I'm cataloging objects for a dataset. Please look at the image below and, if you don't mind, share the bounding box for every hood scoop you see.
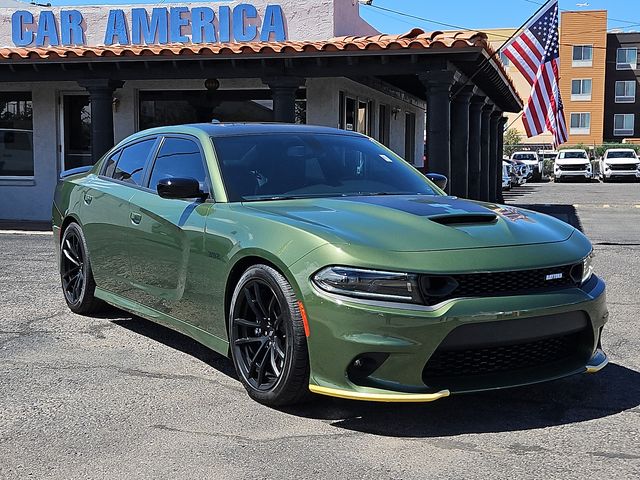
[429,212,498,226]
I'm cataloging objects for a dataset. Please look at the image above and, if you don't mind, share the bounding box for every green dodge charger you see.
[53,124,609,406]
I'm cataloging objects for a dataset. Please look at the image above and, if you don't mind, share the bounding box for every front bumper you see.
[602,169,640,179]
[302,274,608,402]
[556,170,591,178]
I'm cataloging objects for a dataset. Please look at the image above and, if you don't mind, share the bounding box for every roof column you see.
[489,110,503,203]
[419,70,457,192]
[78,79,125,164]
[450,86,475,198]
[467,95,486,200]
[497,115,508,203]
[480,102,495,202]
[263,77,305,123]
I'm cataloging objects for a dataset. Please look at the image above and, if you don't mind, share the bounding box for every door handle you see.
[130,212,142,225]
[83,193,93,205]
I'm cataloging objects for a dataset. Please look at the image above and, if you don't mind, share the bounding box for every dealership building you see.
[0,0,521,222]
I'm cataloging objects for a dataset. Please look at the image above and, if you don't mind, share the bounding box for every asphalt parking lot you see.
[1,181,639,479]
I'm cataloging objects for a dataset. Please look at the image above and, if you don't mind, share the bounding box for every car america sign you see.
[11,3,287,48]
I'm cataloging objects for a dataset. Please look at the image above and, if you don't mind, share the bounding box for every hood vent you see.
[429,213,498,226]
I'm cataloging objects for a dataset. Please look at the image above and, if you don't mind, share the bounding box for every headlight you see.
[636,163,640,171]
[604,163,610,170]
[313,266,422,303]
[582,251,594,284]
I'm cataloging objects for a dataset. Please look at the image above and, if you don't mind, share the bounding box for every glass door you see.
[61,93,92,170]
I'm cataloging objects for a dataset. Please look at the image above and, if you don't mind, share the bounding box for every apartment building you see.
[558,10,608,146]
[604,32,640,142]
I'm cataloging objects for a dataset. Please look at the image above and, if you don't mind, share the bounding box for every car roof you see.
[605,148,636,153]
[133,123,363,138]
[512,151,537,154]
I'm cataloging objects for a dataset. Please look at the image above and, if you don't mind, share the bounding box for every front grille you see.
[423,333,579,379]
[559,164,589,171]
[609,164,637,171]
[419,264,581,306]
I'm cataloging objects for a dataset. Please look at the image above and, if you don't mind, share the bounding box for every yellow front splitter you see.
[309,384,450,403]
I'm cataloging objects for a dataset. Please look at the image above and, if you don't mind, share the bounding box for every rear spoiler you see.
[59,166,92,180]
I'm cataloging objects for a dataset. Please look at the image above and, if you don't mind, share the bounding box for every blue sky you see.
[359,0,640,34]
[42,0,640,34]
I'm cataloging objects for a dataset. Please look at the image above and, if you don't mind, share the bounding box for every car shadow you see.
[282,363,640,438]
[104,310,640,438]
[105,311,238,380]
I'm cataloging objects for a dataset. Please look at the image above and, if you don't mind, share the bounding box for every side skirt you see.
[95,287,230,357]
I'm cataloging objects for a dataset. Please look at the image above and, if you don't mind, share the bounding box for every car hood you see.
[244,195,575,252]
[556,158,589,165]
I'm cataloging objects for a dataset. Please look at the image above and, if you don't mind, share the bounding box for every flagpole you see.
[450,0,554,101]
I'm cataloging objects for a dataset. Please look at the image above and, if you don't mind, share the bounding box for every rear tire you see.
[229,264,310,407]
[60,222,103,315]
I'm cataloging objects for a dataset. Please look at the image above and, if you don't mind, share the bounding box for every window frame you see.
[144,134,213,198]
[613,113,635,137]
[615,80,636,103]
[569,112,591,135]
[572,45,593,67]
[98,135,161,191]
[570,78,592,101]
[0,91,34,180]
[617,47,638,70]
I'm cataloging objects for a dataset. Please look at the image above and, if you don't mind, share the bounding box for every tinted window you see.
[606,151,636,159]
[0,92,33,177]
[212,133,439,202]
[103,151,121,178]
[559,151,587,159]
[512,153,536,160]
[113,139,156,185]
[149,138,207,192]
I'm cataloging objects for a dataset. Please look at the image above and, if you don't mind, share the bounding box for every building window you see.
[614,113,635,136]
[0,92,33,177]
[615,80,636,103]
[378,104,391,147]
[571,79,592,101]
[572,45,593,67]
[569,112,591,135]
[617,48,638,70]
[339,92,372,135]
[404,111,416,164]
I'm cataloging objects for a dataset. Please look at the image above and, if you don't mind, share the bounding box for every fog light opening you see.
[347,353,390,385]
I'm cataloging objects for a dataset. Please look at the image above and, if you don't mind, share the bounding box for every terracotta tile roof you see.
[0,29,520,108]
[0,29,490,61]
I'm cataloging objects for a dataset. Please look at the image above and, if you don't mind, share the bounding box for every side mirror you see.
[425,173,448,191]
[157,177,206,200]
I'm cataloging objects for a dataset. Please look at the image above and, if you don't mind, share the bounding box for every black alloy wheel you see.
[60,223,102,315]
[229,265,310,406]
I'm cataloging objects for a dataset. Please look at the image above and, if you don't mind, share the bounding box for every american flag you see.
[502,0,568,145]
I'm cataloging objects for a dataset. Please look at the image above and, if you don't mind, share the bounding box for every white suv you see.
[511,151,542,181]
[554,149,591,182]
[600,149,640,182]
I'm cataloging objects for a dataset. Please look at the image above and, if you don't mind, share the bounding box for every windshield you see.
[606,150,636,159]
[212,133,439,201]
[559,151,587,159]
[512,153,536,160]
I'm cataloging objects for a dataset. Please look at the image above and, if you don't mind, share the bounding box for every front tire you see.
[229,264,310,407]
[60,222,103,315]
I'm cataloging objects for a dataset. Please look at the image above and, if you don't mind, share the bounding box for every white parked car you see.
[599,149,640,182]
[554,149,592,182]
[511,151,542,181]
[502,162,512,190]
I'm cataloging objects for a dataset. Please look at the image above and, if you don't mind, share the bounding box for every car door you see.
[80,138,158,297]
[127,135,214,331]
